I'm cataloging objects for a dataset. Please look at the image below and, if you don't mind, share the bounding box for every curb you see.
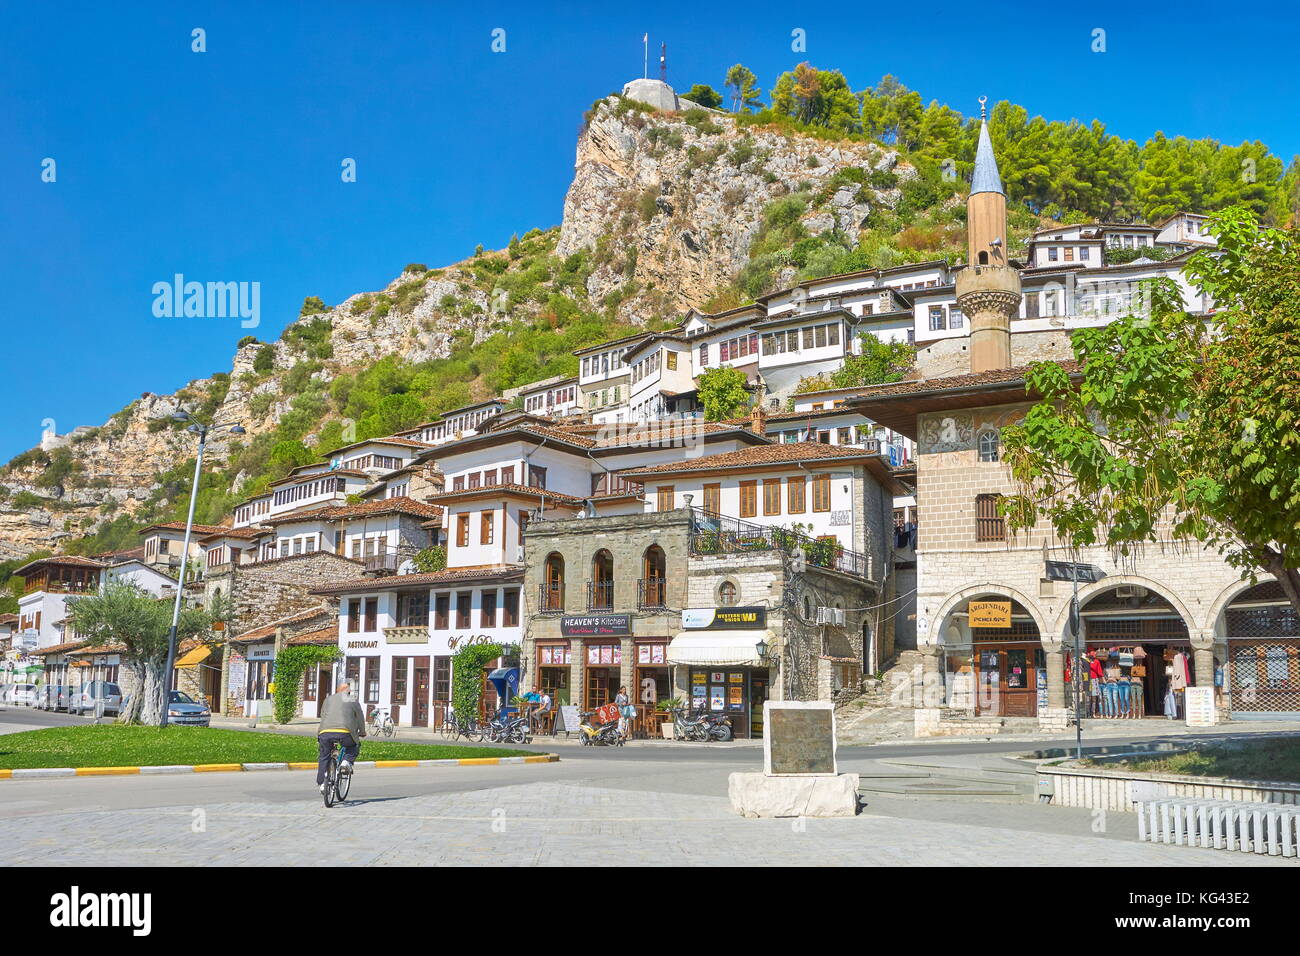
[0,753,559,779]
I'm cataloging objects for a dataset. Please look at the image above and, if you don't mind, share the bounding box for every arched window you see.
[640,545,666,609]
[978,429,1000,462]
[718,581,737,606]
[590,550,614,610]
[978,250,989,265]
[542,553,565,611]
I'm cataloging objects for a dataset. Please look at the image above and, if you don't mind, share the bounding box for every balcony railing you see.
[637,577,667,610]
[688,508,870,580]
[365,552,399,574]
[587,580,614,611]
[537,582,564,613]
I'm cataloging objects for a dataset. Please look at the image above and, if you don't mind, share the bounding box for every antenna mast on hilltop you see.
[660,42,666,82]
[642,33,648,79]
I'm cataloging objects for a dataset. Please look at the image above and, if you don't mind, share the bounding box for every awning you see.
[667,630,774,666]
[175,645,212,668]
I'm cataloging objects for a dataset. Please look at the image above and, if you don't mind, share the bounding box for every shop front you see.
[939,599,1044,718]
[669,606,775,739]
[1078,589,1195,720]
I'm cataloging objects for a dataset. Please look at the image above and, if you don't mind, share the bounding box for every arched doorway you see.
[1080,585,1191,719]
[937,596,1044,717]
[1221,580,1300,715]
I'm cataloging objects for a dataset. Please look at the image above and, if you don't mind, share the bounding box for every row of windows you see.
[273,476,346,508]
[346,589,521,631]
[581,349,628,378]
[235,499,271,524]
[1044,245,1094,263]
[761,321,843,357]
[524,386,576,411]
[345,454,403,471]
[654,474,833,517]
[927,305,966,332]
[630,350,661,385]
[541,548,666,611]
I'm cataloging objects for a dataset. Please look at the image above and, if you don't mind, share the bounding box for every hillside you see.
[0,85,912,561]
[3,68,1297,571]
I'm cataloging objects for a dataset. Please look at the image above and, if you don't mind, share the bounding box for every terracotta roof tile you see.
[426,484,587,507]
[309,564,524,595]
[286,624,339,646]
[260,496,442,526]
[138,522,231,536]
[232,606,334,643]
[849,360,1081,401]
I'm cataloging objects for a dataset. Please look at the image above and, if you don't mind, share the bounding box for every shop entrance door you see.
[974,645,1040,717]
[413,667,430,727]
[585,667,617,711]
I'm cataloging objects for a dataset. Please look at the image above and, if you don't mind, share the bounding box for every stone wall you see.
[915,328,1074,380]
[204,551,360,636]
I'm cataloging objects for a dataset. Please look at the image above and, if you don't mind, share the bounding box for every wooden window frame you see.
[481,509,495,545]
[739,480,757,518]
[703,482,721,515]
[976,494,1006,542]
[812,473,831,513]
[657,485,675,512]
[456,514,470,548]
[787,476,806,514]
[763,478,781,516]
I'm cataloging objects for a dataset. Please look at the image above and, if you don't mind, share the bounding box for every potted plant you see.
[658,696,684,739]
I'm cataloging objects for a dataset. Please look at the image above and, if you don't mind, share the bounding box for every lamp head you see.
[228,424,246,435]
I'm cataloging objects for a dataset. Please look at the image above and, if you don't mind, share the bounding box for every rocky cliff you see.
[0,81,908,558]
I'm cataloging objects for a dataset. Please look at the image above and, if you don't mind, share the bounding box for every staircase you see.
[856,755,1039,801]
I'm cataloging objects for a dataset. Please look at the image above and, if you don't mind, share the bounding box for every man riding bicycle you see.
[317,680,367,793]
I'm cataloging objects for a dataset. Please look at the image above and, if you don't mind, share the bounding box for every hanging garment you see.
[1171,652,1190,692]
[1163,686,1178,719]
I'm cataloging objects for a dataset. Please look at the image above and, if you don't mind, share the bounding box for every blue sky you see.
[1,0,1296,460]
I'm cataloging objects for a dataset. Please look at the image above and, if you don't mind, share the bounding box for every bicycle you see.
[321,739,354,808]
[444,710,484,742]
[369,706,396,738]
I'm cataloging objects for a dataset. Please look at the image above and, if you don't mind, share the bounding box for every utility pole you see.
[642,33,648,79]
[1070,565,1083,759]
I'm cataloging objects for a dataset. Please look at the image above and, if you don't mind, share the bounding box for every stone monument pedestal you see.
[728,771,860,818]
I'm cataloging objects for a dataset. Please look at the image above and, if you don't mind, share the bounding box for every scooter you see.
[578,710,624,746]
[703,712,734,742]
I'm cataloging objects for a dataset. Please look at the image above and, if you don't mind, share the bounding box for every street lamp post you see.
[159,413,244,728]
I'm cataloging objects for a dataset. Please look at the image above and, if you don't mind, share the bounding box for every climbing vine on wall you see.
[451,643,504,719]
[271,645,341,724]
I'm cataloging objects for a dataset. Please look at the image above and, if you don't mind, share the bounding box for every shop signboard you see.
[561,615,631,637]
[681,607,767,630]
[763,700,837,776]
[554,704,580,736]
[1185,686,1216,727]
[968,601,1011,628]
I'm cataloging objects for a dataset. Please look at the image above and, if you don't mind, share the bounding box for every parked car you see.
[35,685,61,710]
[68,681,123,716]
[12,683,36,706]
[56,685,74,712]
[166,690,211,726]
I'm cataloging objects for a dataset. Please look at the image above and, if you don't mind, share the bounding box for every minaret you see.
[957,97,1022,373]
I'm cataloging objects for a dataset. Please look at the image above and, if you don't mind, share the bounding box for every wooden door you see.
[413,668,430,727]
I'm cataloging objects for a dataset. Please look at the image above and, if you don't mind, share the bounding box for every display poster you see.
[710,686,725,711]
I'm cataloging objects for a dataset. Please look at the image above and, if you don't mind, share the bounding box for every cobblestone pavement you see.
[0,757,1290,866]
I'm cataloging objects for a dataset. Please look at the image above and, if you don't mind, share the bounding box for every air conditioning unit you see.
[816,607,845,626]
[1114,586,1147,600]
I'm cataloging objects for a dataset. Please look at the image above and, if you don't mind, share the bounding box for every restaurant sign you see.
[560,614,631,637]
[682,607,767,630]
[968,601,1012,628]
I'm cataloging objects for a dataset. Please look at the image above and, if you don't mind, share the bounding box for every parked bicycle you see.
[441,709,484,742]
[321,738,353,808]
[369,706,396,738]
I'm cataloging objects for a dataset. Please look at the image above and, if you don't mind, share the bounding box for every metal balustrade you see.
[687,508,869,580]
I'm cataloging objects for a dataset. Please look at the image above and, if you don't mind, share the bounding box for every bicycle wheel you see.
[383,720,396,738]
[322,756,337,808]
[336,762,352,802]
[439,715,455,740]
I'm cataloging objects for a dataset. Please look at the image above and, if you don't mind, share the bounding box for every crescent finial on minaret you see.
[978,95,988,120]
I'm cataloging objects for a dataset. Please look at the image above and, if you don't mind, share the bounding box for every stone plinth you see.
[728,771,860,818]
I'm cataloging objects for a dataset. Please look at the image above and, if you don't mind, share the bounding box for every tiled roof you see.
[14,554,106,576]
[259,496,442,526]
[850,360,1082,401]
[426,484,587,507]
[268,468,371,488]
[286,624,339,646]
[232,606,334,643]
[309,564,525,596]
[31,640,89,656]
[90,546,147,561]
[138,522,230,536]
[617,442,880,478]
[198,526,264,541]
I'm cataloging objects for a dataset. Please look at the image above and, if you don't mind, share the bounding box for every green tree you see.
[66,582,226,725]
[685,84,723,110]
[1002,208,1300,615]
[253,345,276,374]
[300,296,328,316]
[827,335,915,388]
[724,64,762,112]
[772,64,860,135]
[697,366,751,421]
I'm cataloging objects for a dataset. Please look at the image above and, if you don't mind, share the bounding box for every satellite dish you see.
[397,560,417,575]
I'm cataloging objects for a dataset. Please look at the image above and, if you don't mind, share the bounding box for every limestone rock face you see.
[557,96,908,311]
[728,771,861,818]
[1,84,908,556]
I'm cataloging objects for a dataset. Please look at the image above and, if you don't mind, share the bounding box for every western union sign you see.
[969,601,1012,628]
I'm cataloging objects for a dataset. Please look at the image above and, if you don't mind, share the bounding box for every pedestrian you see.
[615,685,634,740]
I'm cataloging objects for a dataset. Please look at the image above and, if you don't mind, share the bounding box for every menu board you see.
[1185,686,1216,727]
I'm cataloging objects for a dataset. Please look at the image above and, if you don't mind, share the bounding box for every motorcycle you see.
[702,711,734,742]
[486,710,532,744]
[670,708,713,742]
[578,710,624,746]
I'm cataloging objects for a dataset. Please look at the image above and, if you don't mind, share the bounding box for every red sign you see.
[595,703,619,725]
